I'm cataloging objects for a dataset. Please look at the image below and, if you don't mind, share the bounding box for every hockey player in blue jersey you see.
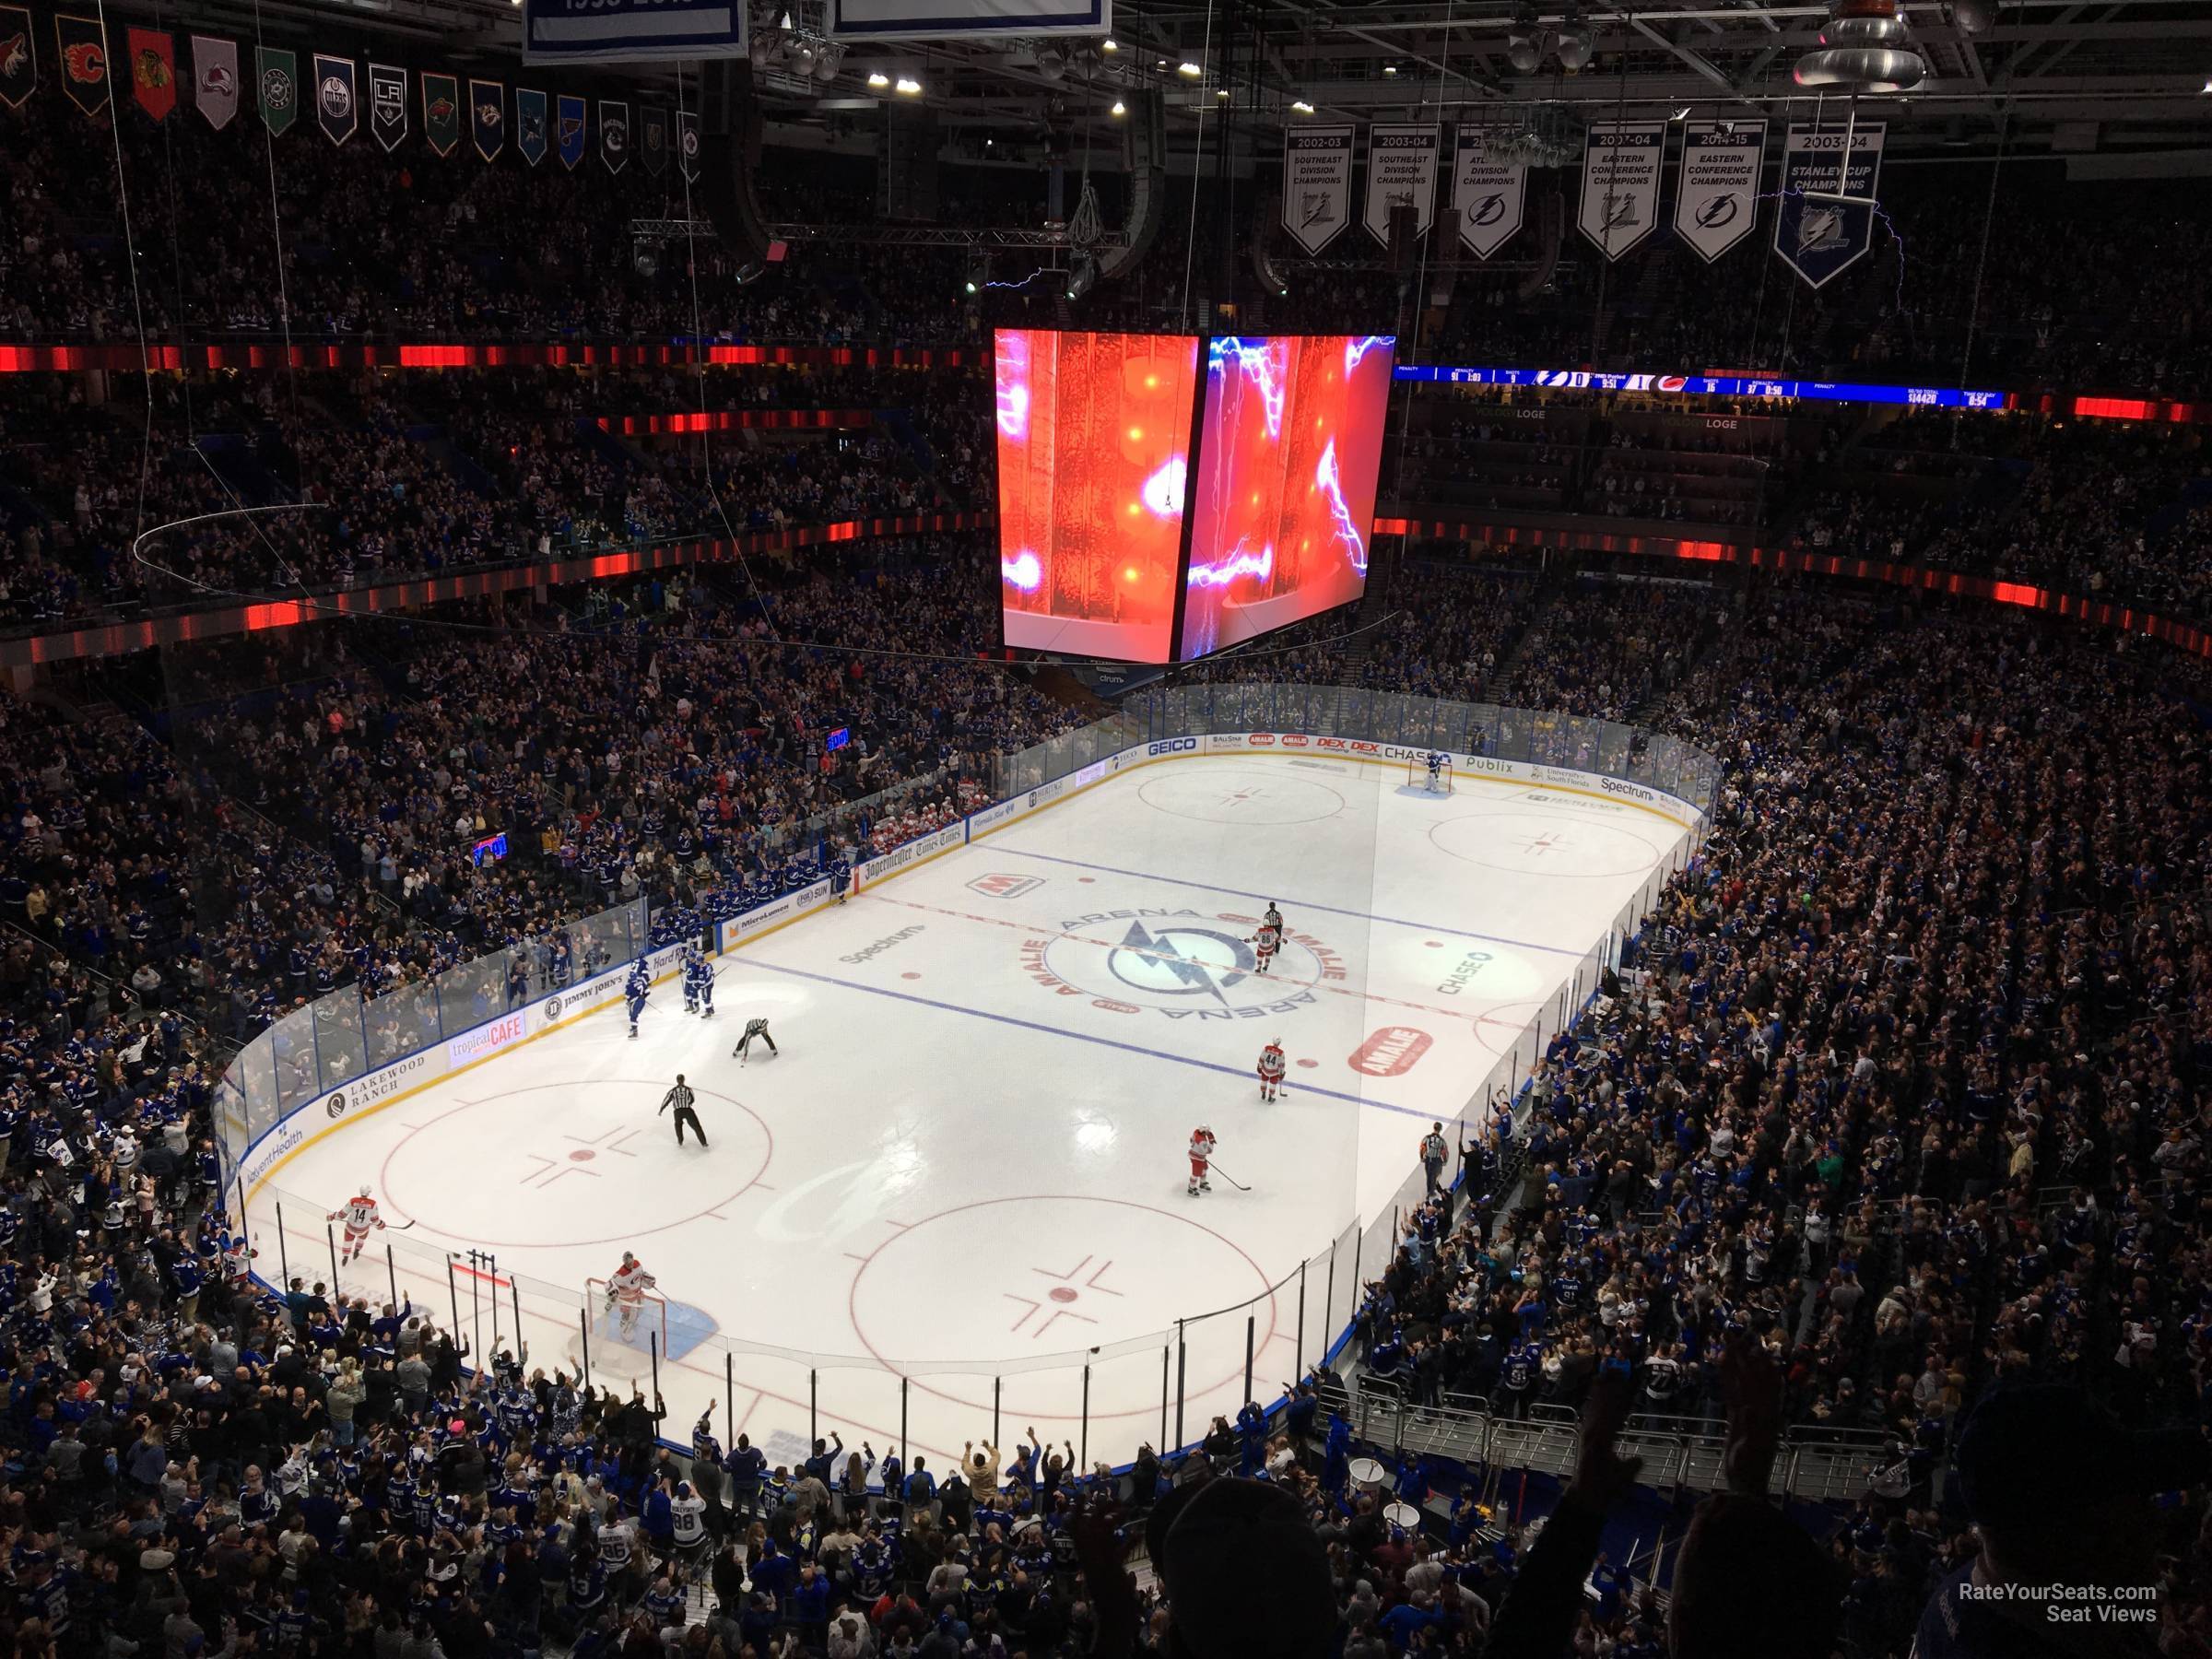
[625,963,650,1039]
[1427,751,1448,787]
[683,950,716,1017]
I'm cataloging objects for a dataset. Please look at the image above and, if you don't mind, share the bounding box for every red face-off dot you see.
[570,1150,595,1161]
[1048,1287,1079,1303]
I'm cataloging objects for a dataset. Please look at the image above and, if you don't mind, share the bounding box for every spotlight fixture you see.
[1290,99,1314,112]
[1111,99,1126,114]
[866,70,889,88]
[1216,88,1228,99]
[1554,23,1594,70]
[1177,61,1203,76]
[895,76,922,94]
[1101,36,1117,50]
[1382,64,1397,76]
[1505,30,1541,72]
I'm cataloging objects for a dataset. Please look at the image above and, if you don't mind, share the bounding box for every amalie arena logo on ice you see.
[1020,907,1347,1018]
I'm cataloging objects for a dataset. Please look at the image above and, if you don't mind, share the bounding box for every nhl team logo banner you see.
[469,78,503,160]
[1578,122,1665,259]
[55,14,106,115]
[1280,126,1354,255]
[516,88,547,166]
[1674,119,1765,263]
[676,108,700,181]
[256,46,297,135]
[641,105,668,175]
[0,6,35,112]
[422,72,459,156]
[191,36,238,129]
[1452,126,1526,259]
[1774,121,1885,288]
[556,93,586,169]
[313,54,357,147]
[126,28,175,121]
[1362,123,1441,246]
[599,99,629,173]
[369,63,406,151]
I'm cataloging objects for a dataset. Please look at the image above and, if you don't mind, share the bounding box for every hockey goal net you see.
[585,1276,668,1371]
[1406,752,1454,794]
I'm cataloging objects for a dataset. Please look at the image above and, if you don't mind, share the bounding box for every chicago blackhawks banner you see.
[256,46,297,135]
[556,93,586,169]
[676,108,700,182]
[1674,119,1765,263]
[469,78,503,160]
[599,99,629,173]
[126,28,174,120]
[1774,121,1885,288]
[422,72,458,156]
[641,105,667,175]
[516,88,547,166]
[0,6,35,112]
[1362,124,1440,246]
[55,14,105,115]
[1451,126,1525,259]
[1280,125,1354,254]
[369,63,406,151]
[313,54,357,147]
[191,36,238,129]
[1578,121,1664,259]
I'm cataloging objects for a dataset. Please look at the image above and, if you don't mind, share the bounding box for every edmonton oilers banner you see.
[1774,121,1885,288]
[1451,125,1525,259]
[1673,119,1765,263]
[523,0,746,64]
[312,54,356,147]
[1577,121,1664,260]
[1280,125,1354,254]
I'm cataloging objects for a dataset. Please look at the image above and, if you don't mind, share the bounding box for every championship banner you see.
[516,88,547,166]
[599,99,629,173]
[1280,125,1354,254]
[524,0,746,63]
[1361,123,1440,247]
[422,73,458,156]
[126,27,174,120]
[191,36,238,129]
[0,6,35,112]
[830,0,1105,40]
[369,64,406,151]
[55,14,106,115]
[676,108,700,181]
[1578,121,1664,259]
[1674,119,1765,263]
[1451,126,1525,259]
[556,93,586,169]
[1774,121,1885,288]
[641,105,668,175]
[256,46,296,135]
[469,78,503,160]
[313,55,357,147]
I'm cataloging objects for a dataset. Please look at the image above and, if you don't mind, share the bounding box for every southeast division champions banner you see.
[1775,122,1886,288]
[1578,122,1664,259]
[1452,127,1525,259]
[1362,123,1440,246]
[1281,126,1354,255]
[1674,120,1765,263]
[524,0,747,63]
[830,0,1107,39]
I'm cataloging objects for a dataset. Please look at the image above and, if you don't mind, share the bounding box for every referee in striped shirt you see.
[659,1075,707,1147]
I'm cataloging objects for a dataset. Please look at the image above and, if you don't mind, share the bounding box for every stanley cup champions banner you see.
[1362,123,1441,246]
[1578,121,1664,259]
[1774,122,1886,288]
[1280,125,1355,254]
[1452,126,1526,259]
[1674,120,1766,263]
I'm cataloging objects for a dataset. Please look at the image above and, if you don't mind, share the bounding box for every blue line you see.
[745,959,1439,1122]
[987,846,1589,959]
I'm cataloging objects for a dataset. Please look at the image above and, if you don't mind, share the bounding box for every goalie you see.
[605,1251,657,1341]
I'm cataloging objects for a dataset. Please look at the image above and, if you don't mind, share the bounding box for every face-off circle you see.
[1023,902,1343,1019]
[1428,810,1664,878]
[1135,768,1347,825]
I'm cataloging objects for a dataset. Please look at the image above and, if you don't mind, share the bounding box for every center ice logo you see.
[1019,906,1346,1018]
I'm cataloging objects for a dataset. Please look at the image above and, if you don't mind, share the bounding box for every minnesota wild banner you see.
[422,71,458,156]
[641,106,667,175]
[469,77,503,160]
[556,92,586,169]
[369,63,406,151]
[256,45,296,135]
[55,14,106,115]
[515,87,547,166]
[126,28,174,119]
[598,98,629,173]
[313,54,357,146]
[677,108,700,182]
[191,35,238,129]
[0,6,35,112]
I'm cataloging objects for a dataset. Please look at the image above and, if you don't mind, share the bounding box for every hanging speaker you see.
[1251,192,1288,297]
[1387,200,1418,272]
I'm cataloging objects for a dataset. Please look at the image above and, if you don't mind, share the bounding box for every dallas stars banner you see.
[1674,119,1765,263]
[256,45,297,135]
[1774,121,1885,289]
[1578,121,1664,260]
[369,63,406,151]
[1451,126,1525,260]
[313,54,357,147]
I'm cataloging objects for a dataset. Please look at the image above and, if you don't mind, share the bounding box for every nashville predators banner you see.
[191,36,238,130]
[469,78,503,160]
[313,54,357,147]
[641,106,668,175]
[516,87,547,166]
[0,6,34,112]
[677,108,700,182]
[556,92,586,169]
[256,46,297,135]
[55,14,106,115]
[422,72,459,156]
[126,27,175,120]
[599,98,629,173]
[369,63,406,151]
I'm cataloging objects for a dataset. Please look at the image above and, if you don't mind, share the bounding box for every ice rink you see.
[250,752,1692,1472]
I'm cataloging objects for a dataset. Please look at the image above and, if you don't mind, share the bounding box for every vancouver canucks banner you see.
[516,88,547,166]
[676,108,700,181]
[1578,121,1664,259]
[0,6,34,112]
[369,63,406,151]
[524,0,746,64]
[556,93,586,169]
[469,78,503,160]
[599,99,629,173]
[55,14,105,115]
[127,27,175,120]
[313,55,357,147]
[641,105,668,175]
[422,72,458,156]
[1361,123,1440,247]
[256,46,297,135]
[1280,125,1354,254]
[191,36,238,129]
[1674,119,1765,263]
[1451,125,1525,259]
[1774,121,1885,288]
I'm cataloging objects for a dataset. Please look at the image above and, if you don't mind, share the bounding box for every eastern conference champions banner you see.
[1775,122,1887,288]
[1363,124,1440,246]
[1281,126,1355,254]
[1452,127,1525,260]
[1578,121,1664,259]
[1673,120,1765,263]
[524,0,746,63]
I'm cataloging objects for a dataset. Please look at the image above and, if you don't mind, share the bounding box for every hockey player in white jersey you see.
[1256,1040,1287,1103]
[327,1186,386,1265]
[1187,1126,1217,1196]
[606,1251,657,1341]
[1245,919,1282,975]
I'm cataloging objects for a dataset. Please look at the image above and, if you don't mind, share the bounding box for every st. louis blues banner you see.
[469,78,503,160]
[676,108,700,182]
[0,6,35,111]
[599,99,629,173]
[1281,125,1354,254]
[556,93,586,169]
[312,54,357,147]
[191,36,238,129]
[1774,121,1885,288]
[369,63,406,151]
[524,0,746,64]
[422,72,458,156]
[516,88,547,166]
[1674,119,1765,263]
[1361,124,1440,247]
[1578,121,1664,259]
[1452,125,1525,259]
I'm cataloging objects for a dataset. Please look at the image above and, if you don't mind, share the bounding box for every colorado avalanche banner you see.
[599,99,629,173]
[676,108,700,182]
[313,55,357,147]
[1451,126,1525,259]
[1674,120,1765,263]
[1577,122,1664,259]
[0,6,34,112]
[1361,124,1440,247]
[524,0,746,64]
[1774,122,1886,288]
[516,88,547,166]
[126,28,175,121]
[55,14,105,115]
[369,63,406,151]
[469,78,503,161]
[191,36,237,129]
[556,93,586,169]
[256,46,297,136]
[422,73,458,157]
[1280,126,1354,254]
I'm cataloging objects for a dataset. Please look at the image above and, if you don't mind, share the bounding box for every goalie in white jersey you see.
[605,1251,658,1341]
[327,1187,386,1265]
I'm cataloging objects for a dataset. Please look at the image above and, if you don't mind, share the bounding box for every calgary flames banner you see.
[54,12,103,114]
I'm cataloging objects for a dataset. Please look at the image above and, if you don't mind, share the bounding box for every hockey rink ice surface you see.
[255,754,1691,1469]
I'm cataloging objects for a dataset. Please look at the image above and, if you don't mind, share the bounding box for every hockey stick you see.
[1206,1161,1252,1193]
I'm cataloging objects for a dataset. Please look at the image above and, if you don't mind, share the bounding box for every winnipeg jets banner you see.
[1281,125,1355,254]
[524,0,746,64]
[1674,120,1765,263]
[1452,126,1525,259]
[677,109,700,181]
[369,64,406,151]
[830,0,1108,41]
[1362,124,1441,247]
[1578,122,1664,259]
[1774,121,1885,288]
